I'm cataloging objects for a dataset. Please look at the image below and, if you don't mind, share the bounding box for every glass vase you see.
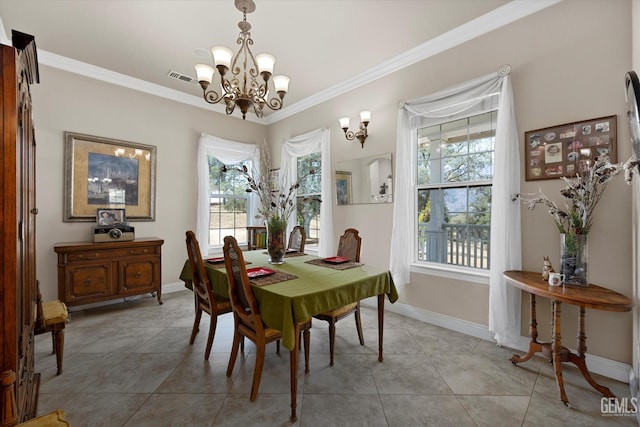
[266,217,287,264]
[560,233,588,286]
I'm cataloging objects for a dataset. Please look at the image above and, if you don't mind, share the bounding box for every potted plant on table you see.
[518,155,635,285]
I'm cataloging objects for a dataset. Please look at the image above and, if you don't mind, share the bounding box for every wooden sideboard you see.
[54,238,164,307]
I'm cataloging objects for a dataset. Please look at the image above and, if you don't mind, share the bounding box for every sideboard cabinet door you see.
[64,263,113,303]
[120,256,159,296]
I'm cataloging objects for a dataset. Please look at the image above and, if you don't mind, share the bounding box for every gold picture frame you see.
[63,132,157,222]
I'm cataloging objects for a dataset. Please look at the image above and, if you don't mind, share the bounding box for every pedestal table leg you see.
[552,300,570,406]
[567,306,615,398]
[511,293,544,364]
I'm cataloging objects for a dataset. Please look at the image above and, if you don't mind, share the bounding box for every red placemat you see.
[250,270,298,286]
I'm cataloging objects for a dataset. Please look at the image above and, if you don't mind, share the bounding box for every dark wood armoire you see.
[0,31,40,425]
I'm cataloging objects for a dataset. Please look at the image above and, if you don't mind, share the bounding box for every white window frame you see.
[294,151,322,252]
[281,128,334,257]
[206,156,252,249]
[413,111,496,281]
[196,134,259,255]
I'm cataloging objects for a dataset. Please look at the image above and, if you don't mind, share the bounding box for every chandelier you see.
[194,0,290,120]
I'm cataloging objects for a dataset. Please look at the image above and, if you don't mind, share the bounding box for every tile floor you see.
[35,289,637,426]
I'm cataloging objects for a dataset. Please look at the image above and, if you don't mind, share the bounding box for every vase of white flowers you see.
[519,155,633,286]
[223,143,321,263]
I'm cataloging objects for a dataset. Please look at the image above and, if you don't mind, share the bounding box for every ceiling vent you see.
[167,70,197,85]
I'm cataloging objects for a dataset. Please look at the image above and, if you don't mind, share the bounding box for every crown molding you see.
[14,0,560,126]
[264,0,561,124]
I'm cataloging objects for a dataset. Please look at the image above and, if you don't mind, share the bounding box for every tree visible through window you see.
[208,156,250,246]
[416,111,496,269]
[296,152,322,250]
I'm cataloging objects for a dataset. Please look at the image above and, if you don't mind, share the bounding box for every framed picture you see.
[96,208,125,226]
[335,171,352,205]
[524,115,617,181]
[64,132,157,221]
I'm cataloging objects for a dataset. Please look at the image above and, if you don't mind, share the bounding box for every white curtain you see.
[196,133,259,253]
[390,65,522,347]
[281,128,334,257]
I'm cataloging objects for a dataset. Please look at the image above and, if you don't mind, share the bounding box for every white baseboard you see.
[362,298,632,384]
[163,281,188,294]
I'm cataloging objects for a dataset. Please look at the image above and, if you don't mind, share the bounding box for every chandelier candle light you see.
[194,0,290,120]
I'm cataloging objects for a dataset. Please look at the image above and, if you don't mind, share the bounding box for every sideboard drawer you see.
[65,246,158,262]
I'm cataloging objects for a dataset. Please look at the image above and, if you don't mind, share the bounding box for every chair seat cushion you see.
[316,302,357,318]
[215,298,232,311]
[42,300,68,326]
[264,327,282,340]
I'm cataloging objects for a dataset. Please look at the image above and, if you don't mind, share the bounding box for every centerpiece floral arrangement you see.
[222,142,321,263]
[518,155,637,285]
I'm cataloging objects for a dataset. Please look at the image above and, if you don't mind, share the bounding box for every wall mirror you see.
[626,71,640,161]
[335,153,392,205]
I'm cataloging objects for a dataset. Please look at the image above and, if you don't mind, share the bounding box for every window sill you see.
[410,262,490,285]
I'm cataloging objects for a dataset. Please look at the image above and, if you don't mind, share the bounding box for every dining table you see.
[179,250,398,422]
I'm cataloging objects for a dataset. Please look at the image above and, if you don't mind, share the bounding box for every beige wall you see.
[269,0,634,363]
[32,67,266,305]
[31,0,633,364]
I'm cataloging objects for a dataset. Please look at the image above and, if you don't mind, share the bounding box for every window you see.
[416,111,496,269]
[207,156,250,247]
[295,152,322,251]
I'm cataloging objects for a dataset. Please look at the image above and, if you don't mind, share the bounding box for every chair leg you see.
[251,341,266,402]
[226,331,242,378]
[354,303,364,346]
[53,329,64,375]
[328,321,336,367]
[190,308,202,345]
[204,313,218,361]
[276,340,280,355]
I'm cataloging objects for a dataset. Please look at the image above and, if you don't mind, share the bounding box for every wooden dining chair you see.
[35,280,68,375]
[185,230,233,360]
[313,228,363,366]
[287,225,306,253]
[223,235,311,402]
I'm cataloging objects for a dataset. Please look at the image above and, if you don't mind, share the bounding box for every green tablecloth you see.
[179,251,398,350]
